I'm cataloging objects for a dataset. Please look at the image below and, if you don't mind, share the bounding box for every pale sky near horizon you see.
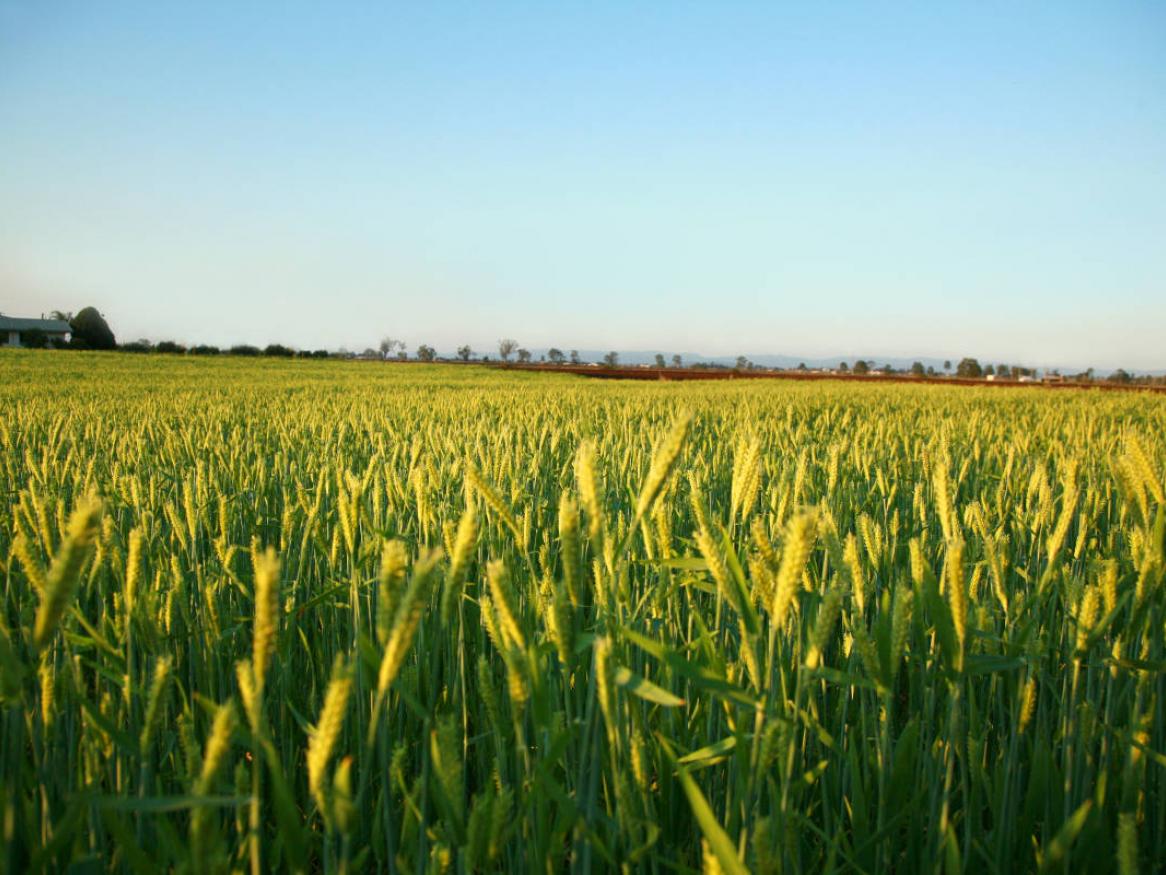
[2,2,1164,369]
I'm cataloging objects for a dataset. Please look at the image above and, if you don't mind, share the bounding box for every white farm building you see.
[0,315,72,348]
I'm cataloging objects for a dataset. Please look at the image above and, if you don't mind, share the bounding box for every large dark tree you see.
[70,307,116,349]
[956,357,983,378]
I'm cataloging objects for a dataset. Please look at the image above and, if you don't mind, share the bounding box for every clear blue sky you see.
[2,2,1164,369]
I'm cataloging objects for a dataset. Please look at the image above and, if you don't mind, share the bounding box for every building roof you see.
[0,315,72,333]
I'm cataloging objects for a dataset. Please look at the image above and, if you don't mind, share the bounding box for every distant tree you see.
[1108,368,1132,384]
[853,360,870,375]
[926,365,935,376]
[156,340,186,354]
[881,363,894,375]
[736,355,750,370]
[416,344,437,362]
[910,361,925,377]
[603,351,619,368]
[517,348,532,363]
[191,345,220,355]
[671,354,682,368]
[457,345,473,361]
[70,307,116,349]
[839,362,849,373]
[798,362,808,371]
[264,343,295,357]
[498,339,518,361]
[310,349,330,359]
[943,360,952,373]
[570,350,581,365]
[548,348,565,364]
[380,337,402,359]
[956,357,983,378]
[229,344,260,356]
[655,353,666,368]
[121,339,153,353]
[49,310,74,322]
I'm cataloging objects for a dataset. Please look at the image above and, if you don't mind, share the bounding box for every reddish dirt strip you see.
[485,363,1166,394]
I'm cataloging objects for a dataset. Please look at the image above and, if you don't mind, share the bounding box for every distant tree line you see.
[493,342,689,369]
[827,357,1158,385]
[17,311,1163,384]
[120,340,332,358]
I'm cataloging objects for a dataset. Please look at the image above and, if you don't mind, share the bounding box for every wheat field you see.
[1,351,1163,874]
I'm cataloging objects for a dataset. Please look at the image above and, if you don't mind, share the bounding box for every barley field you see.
[1,351,1163,874]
